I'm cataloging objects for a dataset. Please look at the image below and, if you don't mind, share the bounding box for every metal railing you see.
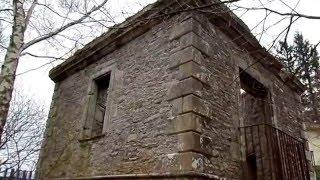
[240,123,310,180]
[310,151,315,166]
[0,168,34,180]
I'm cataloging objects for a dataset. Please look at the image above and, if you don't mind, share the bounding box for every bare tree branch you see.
[16,59,63,76]
[0,8,12,12]
[36,3,73,22]
[0,91,46,170]
[22,0,110,50]
[235,5,320,20]
[20,52,66,60]
[25,0,38,26]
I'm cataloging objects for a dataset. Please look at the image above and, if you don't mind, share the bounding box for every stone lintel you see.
[167,77,203,101]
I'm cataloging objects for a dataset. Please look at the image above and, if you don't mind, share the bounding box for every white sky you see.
[14,0,157,108]
[12,0,320,110]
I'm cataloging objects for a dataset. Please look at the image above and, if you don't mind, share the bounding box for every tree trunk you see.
[0,0,26,144]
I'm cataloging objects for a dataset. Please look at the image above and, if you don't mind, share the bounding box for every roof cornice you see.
[49,0,178,82]
[49,0,304,94]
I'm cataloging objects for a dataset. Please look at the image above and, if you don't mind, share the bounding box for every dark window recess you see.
[92,74,110,137]
[246,154,258,180]
[239,69,271,125]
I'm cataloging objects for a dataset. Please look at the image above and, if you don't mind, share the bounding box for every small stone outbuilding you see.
[37,0,312,179]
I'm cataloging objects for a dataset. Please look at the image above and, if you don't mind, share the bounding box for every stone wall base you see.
[55,172,227,180]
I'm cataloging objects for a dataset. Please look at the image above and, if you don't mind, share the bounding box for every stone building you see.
[305,123,320,179]
[37,0,312,179]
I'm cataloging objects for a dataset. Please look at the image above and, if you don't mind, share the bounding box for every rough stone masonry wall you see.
[37,11,304,180]
[166,11,305,179]
[37,14,184,178]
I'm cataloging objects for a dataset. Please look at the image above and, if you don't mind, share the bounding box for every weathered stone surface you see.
[170,97,183,116]
[176,131,211,155]
[182,95,213,119]
[37,13,184,179]
[162,152,206,172]
[37,3,306,180]
[167,77,203,100]
[168,112,205,134]
[178,61,210,86]
[169,46,205,69]
[179,32,211,57]
[169,16,203,41]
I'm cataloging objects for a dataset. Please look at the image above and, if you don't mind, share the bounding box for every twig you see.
[22,0,110,50]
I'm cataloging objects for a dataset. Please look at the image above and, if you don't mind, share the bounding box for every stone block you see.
[178,61,210,86]
[179,32,211,57]
[169,46,205,69]
[182,94,213,119]
[177,131,211,156]
[171,97,183,116]
[164,152,205,172]
[167,77,203,100]
[168,112,205,134]
[178,61,202,79]
[169,17,203,41]
[177,152,205,172]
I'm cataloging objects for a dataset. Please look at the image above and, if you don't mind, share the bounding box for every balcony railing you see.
[240,123,310,180]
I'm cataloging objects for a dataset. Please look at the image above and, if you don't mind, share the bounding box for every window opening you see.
[91,73,110,137]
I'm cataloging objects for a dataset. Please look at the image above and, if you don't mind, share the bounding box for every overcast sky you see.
[12,0,320,110]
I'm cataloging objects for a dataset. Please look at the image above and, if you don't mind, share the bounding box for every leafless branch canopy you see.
[0,91,46,171]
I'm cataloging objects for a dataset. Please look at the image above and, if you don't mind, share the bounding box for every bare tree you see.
[0,90,46,171]
[0,0,114,144]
